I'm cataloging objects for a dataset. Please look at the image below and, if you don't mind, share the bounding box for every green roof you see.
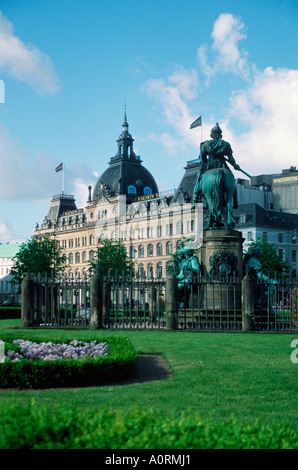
[0,243,20,258]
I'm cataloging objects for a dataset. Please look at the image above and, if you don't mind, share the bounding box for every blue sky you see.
[0,0,298,242]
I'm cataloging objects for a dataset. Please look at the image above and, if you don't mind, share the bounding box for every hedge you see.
[0,401,297,449]
[0,336,137,389]
[0,307,21,319]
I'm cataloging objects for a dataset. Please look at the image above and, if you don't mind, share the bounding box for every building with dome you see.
[35,112,202,280]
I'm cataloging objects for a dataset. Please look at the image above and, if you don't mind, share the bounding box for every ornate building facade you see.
[35,112,203,279]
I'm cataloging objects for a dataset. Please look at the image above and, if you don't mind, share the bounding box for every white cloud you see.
[0,123,97,205]
[143,12,298,178]
[142,68,201,154]
[0,11,60,94]
[168,67,199,100]
[198,13,250,81]
[228,66,298,175]
[0,216,13,240]
[140,131,180,156]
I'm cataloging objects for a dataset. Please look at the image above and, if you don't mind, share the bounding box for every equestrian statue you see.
[192,123,251,230]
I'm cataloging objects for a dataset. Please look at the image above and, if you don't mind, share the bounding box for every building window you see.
[239,214,246,224]
[82,251,87,263]
[292,250,297,263]
[147,263,154,279]
[89,235,94,245]
[187,220,195,232]
[278,233,283,243]
[278,249,284,260]
[138,263,145,279]
[75,252,80,264]
[157,242,163,256]
[147,227,153,238]
[138,244,144,258]
[166,241,173,255]
[130,246,136,258]
[143,186,152,195]
[166,261,174,276]
[128,185,137,194]
[156,262,163,279]
[247,231,253,241]
[89,250,95,261]
[147,243,154,257]
[69,253,73,264]
[177,222,183,234]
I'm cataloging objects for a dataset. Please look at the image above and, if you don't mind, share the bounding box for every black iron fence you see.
[20,272,298,332]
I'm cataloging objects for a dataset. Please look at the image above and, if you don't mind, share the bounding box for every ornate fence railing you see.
[20,272,298,332]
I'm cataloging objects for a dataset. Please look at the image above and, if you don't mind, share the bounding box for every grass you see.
[0,319,297,447]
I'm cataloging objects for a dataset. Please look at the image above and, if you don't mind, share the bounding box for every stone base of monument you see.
[197,228,245,311]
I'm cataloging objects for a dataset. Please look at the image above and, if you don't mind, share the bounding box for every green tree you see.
[244,236,291,277]
[89,238,133,277]
[10,235,67,285]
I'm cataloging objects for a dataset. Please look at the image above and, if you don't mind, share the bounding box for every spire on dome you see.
[116,105,135,159]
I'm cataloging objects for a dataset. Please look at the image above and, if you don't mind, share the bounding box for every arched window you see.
[143,186,152,195]
[127,185,137,194]
[157,242,163,256]
[138,244,144,258]
[69,253,73,264]
[130,246,136,258]
[89,250,95,261]
[166,261,174,277]
[75,252,80,264]
[138,263,145,279]
[156,262,163,279]
[147,262,154,279]
[98,233,106,242]
[82,251,87,263]
[89,234,94,245]
[147,243,154,257]
[166,241,173,255]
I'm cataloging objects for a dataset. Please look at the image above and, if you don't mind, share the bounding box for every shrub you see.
[0,336,137,389]
[0,307,21,320]
[0,401,296,449]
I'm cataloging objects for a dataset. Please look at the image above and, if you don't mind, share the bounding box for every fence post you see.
[21,273,35,328]
[166,276,178,330]
[241,275,255,332]
[90,272,103,329]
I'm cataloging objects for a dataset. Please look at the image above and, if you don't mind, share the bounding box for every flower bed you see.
[0,336,137,389]
[6,339,108,362]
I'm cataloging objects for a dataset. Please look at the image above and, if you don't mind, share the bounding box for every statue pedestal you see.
[198,229,244,278]
[198,229,245,311]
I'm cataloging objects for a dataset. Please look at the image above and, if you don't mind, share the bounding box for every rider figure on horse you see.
[192,123,241,209]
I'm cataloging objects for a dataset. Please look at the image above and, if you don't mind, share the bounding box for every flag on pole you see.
[55,162,64,173]
[190,116,202,129]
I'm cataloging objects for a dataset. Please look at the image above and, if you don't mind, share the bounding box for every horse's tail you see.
[212,169,225,212]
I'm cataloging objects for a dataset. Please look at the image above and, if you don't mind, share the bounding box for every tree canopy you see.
[89,238,133,278]
[244,237,291,278]
[10,235,67,285]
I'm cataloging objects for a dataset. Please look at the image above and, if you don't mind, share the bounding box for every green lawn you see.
[0,319,297,433]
